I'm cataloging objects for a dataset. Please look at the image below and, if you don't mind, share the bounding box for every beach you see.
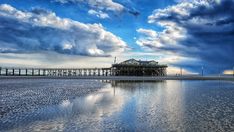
[0,75,234,81]
[1,79,234,131]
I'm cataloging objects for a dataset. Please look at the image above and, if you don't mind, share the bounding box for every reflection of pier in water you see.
[0,67,112,76]
[109,80,165,87]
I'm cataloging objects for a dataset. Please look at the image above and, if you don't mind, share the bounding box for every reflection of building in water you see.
[112,59,167,76]
[110,80,165,88]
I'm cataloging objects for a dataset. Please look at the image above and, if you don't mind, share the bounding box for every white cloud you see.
[0,4,127,57]
[137,28,157,38]
[55,0,124,12]
[136,27,186,49]
[88,9,109,19]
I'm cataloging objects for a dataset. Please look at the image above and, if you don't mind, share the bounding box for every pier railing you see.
[0,67,112,76]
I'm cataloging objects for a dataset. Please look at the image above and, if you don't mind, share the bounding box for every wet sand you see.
[1,79,234,131]
[0,75,234,81]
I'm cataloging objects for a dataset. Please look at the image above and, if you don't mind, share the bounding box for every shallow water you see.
[0,79,234,131]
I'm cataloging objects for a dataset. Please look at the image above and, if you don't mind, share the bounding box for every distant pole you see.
[180,67,182,76]
[114,57,116,64]
[0,67,1,76]
[202,66,204,76]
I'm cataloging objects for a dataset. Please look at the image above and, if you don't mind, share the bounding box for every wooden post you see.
[26,69,28,76]
[19,69,21,76]
[47,70,50,76]
[88,69,91,76]
[32,69,34,76]
[6,69,8,76]
[0,67,1,76]
[74,70,76,76]
[43,69,46,76]
[12,68,15,76]
[94,69,96,76]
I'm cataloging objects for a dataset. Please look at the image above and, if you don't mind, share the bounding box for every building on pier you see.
[0,59,167,76]
[111,59,167,76]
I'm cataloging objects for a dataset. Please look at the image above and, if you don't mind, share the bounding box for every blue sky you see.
[0,0,234,75]
[0,0,174,50]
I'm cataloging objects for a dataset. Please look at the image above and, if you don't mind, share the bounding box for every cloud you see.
[137,0,234,74]
[54,0,124,12]
[0,4,127,57]
[137,28,157,38]
[0,52,117,68]
[88,9,109,19]
[53,0,140,18]
[174,0,193,3]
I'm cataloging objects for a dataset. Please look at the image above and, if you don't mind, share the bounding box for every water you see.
[0,79,234,131]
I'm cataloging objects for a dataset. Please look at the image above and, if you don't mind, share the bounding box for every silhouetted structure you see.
[0,59,167,77]
[111,59,167,76]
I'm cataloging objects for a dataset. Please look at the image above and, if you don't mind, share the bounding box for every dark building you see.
[111,59,167,76]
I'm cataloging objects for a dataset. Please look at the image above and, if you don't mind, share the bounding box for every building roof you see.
[120,59,157,65]
[112,59,167,68]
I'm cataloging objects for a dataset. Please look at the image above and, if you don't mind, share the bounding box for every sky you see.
[0,0,233,75]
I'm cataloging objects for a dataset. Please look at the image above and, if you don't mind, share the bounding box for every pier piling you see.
[6,69,8,76]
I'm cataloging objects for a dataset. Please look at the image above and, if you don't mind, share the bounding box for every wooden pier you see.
[0,67,112,76]
[0,59,169,77]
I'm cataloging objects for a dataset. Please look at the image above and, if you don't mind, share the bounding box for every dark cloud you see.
[0,4,127,57]
[143,0,234,74]
[128,10,140,17]
[54,0,140,18]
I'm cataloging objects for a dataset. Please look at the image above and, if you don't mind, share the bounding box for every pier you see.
[0,67,112,76]
[0,59,168,77]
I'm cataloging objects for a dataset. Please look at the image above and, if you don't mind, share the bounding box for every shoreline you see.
[0,75,234,81]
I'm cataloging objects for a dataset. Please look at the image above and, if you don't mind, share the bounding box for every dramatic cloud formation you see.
[0,4,127,57]
[138,0,234,73]
[53,0,140,18]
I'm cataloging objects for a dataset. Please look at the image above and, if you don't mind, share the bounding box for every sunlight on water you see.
[0,79,234,131]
